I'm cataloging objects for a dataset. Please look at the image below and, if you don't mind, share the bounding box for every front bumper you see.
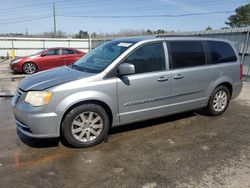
[12,98,60,138]
[10,63,21,73]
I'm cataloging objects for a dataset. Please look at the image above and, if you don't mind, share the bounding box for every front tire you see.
[205,86,231,116]
[22,62,37,74]
[61,104,110,148]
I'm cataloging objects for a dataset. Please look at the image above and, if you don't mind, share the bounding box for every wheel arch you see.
[216,82,233,97]
[206,78,233,105]
[204,81,232,116]
[60,99,113,131]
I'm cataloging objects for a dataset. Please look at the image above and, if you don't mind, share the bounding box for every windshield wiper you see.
[69,63,80,70]
[69,64,92,73]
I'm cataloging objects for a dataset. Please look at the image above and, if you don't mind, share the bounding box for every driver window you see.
[124,42,166,74]
[46,49,60,56]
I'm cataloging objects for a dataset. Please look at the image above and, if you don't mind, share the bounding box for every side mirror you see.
[118,63,135,76]
[40,52,46,57]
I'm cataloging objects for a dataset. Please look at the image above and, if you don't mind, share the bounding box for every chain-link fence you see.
[244,61,250,82]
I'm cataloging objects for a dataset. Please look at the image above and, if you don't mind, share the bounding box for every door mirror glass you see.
[118,63,135,76]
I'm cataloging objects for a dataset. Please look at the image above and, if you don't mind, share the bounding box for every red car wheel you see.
[22,62,37,74]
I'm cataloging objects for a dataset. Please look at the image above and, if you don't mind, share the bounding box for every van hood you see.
[19,66,95,91]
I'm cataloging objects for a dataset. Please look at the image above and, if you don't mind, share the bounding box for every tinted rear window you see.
[169,41,206,69]
[208,41,237,64]
[62,49,76,55]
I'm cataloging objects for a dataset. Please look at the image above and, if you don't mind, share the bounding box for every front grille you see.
[12,89,23,105]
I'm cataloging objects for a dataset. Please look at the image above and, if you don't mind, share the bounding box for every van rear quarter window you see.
[169,41,206,69]
[207,41,237,64]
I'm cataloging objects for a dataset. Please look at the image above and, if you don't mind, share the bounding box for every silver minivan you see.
[12,37,243,147]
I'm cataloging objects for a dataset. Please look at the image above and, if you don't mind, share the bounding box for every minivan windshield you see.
[71,40,135,73]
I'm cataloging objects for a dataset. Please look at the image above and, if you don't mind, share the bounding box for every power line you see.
[57,10,234,19]
[0,0,240,18]
[0,9,235,25]
[0,5,51,15]
[0,2,50,11]
[55,0,242,10]
[0,0,89,15]
[56,0,118,9]
[0,0,80,11]
[57,1,239,15]
[0,16,52,25]
[0,14,50,22]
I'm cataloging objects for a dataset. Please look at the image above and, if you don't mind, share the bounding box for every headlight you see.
[25,91,53,107]
[11,59,22,64]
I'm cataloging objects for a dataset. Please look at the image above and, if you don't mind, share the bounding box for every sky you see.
[0,0,248,35]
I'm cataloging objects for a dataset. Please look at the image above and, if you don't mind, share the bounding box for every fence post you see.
[43,40,45,49]
[11,38,15,60]
[88,34,92,52]
[242,29,250,80]
[241,29,249,65]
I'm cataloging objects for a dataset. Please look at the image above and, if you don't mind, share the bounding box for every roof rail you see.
[156,34,203,37]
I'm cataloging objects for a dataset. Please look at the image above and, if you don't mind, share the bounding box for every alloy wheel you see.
[23,63,36,74]
[212,90,228,112]
[71,111,103,143]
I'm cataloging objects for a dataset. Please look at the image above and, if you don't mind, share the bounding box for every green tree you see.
[156,29,165,34]
[205,26,213,30]
[146,29,153,34]
[74,30,89,38]
[225,3,250,28]
[220,27,230,30]
[91,32,97,38]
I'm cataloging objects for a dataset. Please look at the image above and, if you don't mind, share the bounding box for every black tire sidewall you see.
[207,86,231,116]
[61,104,109,148]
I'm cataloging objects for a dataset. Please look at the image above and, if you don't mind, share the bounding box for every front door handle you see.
[157,76,169,82]
[173,74,184,79]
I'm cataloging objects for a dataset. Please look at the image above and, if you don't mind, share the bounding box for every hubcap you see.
[213,90,228,112]
[24,63,36,74]
[71,111,103,143]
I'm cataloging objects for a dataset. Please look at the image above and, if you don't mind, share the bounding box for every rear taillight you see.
[240,64,243,80]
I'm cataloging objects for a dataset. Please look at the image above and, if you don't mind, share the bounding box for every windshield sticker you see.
[117,42,133,47]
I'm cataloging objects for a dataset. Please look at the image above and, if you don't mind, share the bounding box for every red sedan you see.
[10,47,85,74]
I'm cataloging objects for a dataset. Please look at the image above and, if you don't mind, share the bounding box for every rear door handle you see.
[157,76,169,82]
[173,74,184,79]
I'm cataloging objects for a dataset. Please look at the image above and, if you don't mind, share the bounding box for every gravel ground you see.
[0,59,25,96]
[0,84,249,188]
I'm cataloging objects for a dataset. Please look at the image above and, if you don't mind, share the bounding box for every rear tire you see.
[61,104,110,148]
[22,62,37,74]
[205,86,231,116]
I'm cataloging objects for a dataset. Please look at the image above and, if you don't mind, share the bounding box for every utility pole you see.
[53,2,56,37]
[25,28,28,36]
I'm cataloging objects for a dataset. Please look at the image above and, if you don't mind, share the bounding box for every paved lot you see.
[0,84,250,188]
[0,59,25,96]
